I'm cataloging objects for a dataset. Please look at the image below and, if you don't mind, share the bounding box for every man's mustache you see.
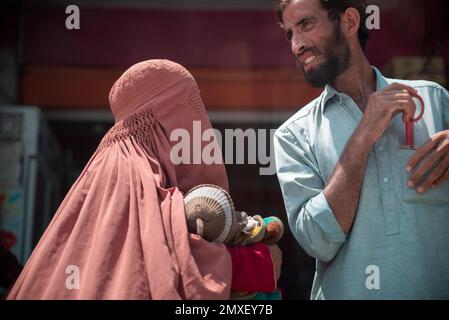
[297,47,317,58]
[296,48,319,69]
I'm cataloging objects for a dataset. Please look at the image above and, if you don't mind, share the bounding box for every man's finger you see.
[384,83,418,95]
[415,156,449,193]
[396,98,416,122]
[406,136,441,173]
[407,150,442,187]
[382,92,417,122]
[431,170,449,189]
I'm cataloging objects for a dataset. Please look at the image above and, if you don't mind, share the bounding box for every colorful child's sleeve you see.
[226,243,276,293]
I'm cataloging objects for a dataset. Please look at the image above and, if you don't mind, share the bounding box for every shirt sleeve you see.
[226,243,276,293]
[273,127,346,263]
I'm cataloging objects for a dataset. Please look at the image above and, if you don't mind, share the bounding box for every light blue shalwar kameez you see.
[274,67,449,299]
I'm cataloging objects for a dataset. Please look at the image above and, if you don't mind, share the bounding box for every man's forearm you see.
[324,126,374,233]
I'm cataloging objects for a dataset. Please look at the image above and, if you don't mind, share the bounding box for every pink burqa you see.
[8,60,233,299]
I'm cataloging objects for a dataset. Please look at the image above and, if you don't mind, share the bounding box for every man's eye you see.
[285,32,292,42]
[302,20,315,31]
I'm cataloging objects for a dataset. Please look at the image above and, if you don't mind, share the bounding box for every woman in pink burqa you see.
[7,59,281,299]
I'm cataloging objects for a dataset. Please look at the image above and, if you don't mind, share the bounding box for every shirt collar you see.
[320,66,389,113]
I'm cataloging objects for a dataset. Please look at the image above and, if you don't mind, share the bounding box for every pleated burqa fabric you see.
[8,59,232,299]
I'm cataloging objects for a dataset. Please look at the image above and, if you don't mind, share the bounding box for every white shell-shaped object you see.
[184,184,235,243]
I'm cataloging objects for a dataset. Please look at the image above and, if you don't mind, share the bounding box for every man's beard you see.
[298,24,351,88]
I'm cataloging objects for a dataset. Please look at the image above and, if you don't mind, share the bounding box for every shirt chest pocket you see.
[397,149,449,205]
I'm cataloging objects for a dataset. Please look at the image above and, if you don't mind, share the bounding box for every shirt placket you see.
[372,131,401,236]
[341,96,400,236]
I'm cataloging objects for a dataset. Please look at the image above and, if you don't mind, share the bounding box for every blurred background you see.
[0,0,448,299]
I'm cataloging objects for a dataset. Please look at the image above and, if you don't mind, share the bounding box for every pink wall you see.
[21,8,294,68]
[366,0,449,71]
[12,1,449,78]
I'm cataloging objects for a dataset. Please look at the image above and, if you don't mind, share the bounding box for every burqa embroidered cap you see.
[7,59,232,299]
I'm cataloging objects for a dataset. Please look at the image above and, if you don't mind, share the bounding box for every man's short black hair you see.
[276,0,369,50]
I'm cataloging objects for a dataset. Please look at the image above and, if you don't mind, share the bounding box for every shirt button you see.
[383,177,390,183]
[377,145,385,152]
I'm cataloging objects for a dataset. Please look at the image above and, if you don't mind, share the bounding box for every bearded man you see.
[274,0,449,299]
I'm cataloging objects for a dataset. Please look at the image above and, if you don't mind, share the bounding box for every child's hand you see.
[263,217,284,244]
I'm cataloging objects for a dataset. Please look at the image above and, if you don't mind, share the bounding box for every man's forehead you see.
[282,0,324,28]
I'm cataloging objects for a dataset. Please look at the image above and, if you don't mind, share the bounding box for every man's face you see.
[282,0,351,87]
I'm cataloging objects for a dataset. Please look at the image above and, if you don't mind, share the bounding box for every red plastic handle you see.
[405,92,425,147]
[409,92,425,122]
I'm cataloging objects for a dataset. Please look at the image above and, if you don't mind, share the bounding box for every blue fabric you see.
[252,289,282,300]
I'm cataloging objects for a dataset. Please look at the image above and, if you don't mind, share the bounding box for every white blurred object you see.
[0,106,62,265]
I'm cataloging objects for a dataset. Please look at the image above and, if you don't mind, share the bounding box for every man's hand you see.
[324,83,419,234]
[406,130,449,193]
[359,83,418,145]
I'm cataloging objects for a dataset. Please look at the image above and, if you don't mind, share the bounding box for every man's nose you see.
[291,34,306,57]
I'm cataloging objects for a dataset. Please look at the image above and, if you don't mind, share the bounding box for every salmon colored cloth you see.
[7,60,233,299]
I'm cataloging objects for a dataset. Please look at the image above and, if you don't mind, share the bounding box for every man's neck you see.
[331,55,376,111]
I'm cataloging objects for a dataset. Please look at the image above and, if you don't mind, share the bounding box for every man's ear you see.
[341,7,361,39]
